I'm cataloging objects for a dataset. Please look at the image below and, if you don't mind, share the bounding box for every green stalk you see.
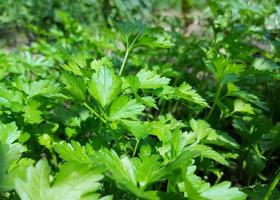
[132,139,140,157]
[207,82,222,120]
[84,102,106,123]
[264,169,280,200]
[119,34,141,76]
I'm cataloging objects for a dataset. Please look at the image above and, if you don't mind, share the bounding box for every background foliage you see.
[0,0,280,199]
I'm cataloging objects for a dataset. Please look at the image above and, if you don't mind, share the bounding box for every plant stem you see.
[207,82,222,120]
[264,169,280,200]
[119,47,130,76]
[119,34,141,76]
[84,102,106,123]
[132,139,140,157]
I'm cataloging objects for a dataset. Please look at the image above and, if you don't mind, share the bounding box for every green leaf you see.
[109,96,145,121]
[88,66,122,107]
[233,99,255,114]
[175,83,208,108]
[137,69,170,89]
[179,165,246,200]
[190,119,239,149]
[93,148,138,192]
[227,83,268,111]
[0,122,21,145]
[0,86,24,112]
[205,57,244,85]
[0,122,27,192]
[126,75,140,93]
[188,144,229,166]
[25,80,60,98]
[159,83,208,110]
[149,121,172,143]
[121,120,150,139]
[178,165,210,199]
[141,96,158,109]
[61,60,83,76]
[133,155,166,189]
[15,160,103,200]
[137,27,174,48]
[23,100,43,124]
[54,141,92,165]
[200,181,247,200]
[252,58,280,71]
[61,72,87,101]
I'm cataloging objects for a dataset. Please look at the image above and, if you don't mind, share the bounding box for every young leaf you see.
[23,100,43,124]
[109,96,145,121]
[88,66,121,107]
[175,82,209,108]
[136,69,170,89]
[190,119,239,149]
[205,57,244,86]
[133,155,166,189]
[188,144,229,166]
[54,141,92,165]
[61,72,87,101]
[25,80,60,98]
[93,148,138,193]
[121,120,150,139]
[200,181,247,200]
[233,98,255,114]
[0,122,28,192]
[15,160,103,200]
[137,27,174,48]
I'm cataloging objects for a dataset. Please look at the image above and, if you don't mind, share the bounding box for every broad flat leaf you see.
[178,165,210,199]
[253,58,280,71]
[90,57,113,71]
[149,121,172,143]
[227,83,268,111]
[2,158,34,192]
[15,160,103,200]
[88,66,121,107]
[24,80,60,98]
[53,163,103,200]
[0,86,24,112]
[23,100,43,124]
[233,99,255,114]
[121,120,150,139]
[158,84,208,110]
[109,96,145,121]
[179,165,246,200]
[190,119,239,149]
[205,130,239,149]
[200,181,247,200]
[61,60,83,76]
[205,57,244,85]
[61,72,87,101]
[175,83,208,108]
[137,27,174,48]
[54,141,92,165]
[0,122,27,192]
[188,144,229,166]
[117,22,174,49]
[133,155,166,189]
[141,96,158,109]
[0,122,21,145]
[136,69,170,89]
[126,75,140,93]
[171,129,189,158]
[93,149,138,193]
[189,118,214,142]
[93,148,178,199]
